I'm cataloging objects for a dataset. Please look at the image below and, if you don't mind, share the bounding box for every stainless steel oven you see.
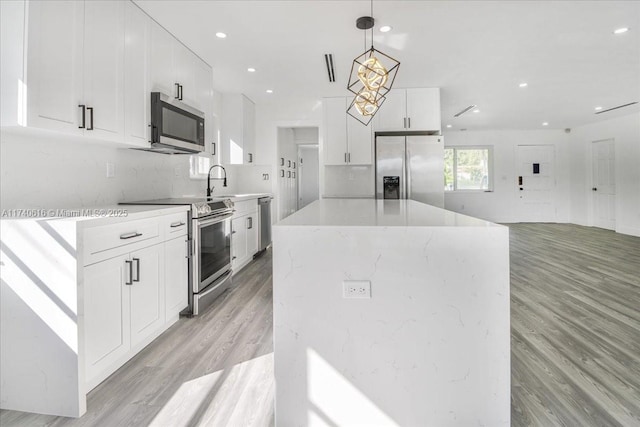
[191,206,233,315]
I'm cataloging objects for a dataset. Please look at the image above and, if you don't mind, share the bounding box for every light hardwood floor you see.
[1,224,639,426]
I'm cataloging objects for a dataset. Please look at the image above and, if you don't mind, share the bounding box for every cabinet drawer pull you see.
[247,216,253,229]
[78,105,86,129]
[175,83,180,99]
[403,117,406,128]
[120,232,142,240]
[87,107,94,130]
[132,258,140,282]
[348,153,351,163]
[408,117,411,128]
[125,260,133,285]
[179,84,183,101]
[170,222,185,228]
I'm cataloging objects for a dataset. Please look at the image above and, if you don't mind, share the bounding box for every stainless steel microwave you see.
[150,92,205,154]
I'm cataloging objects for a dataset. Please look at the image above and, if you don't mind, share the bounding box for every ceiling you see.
[135,0,640,130]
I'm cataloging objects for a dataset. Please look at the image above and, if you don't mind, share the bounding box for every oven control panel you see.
[193,199,234,219]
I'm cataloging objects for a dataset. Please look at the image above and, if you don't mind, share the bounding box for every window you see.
[444,147,493,191]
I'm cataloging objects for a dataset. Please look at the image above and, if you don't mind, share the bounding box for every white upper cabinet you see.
[221,94,256,164]
[373,88,441,132]
[25,0,84,134]
[323,97,372,166]
[83,0,125,141]
[1,0,213,150]
[123,1,151,147]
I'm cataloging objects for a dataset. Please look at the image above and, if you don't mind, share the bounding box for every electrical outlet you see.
[343,280,371,299]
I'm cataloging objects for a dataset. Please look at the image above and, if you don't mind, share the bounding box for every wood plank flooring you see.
[1,224,639,426]
[510,223,640,426]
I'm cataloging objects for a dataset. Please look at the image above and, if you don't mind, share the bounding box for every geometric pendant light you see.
[347,14,400,125]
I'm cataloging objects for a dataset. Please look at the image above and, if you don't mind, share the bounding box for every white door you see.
[84,254,130,384]
[173,42,196,105]
[406,88,441,132]
[26,0,84,134]
[298,146,319,209]
[83,0,125,141]
[591,139,616,230]
[373,89,406,131]
[323,97,348,165]
[123,1,150,147]
[516,145,556,222]
[129,245,164,348]
[164,237,188,319]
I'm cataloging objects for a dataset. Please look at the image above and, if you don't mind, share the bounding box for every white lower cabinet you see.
[231,200,259,273]
[83,210,188,391]
[164,235,189,319]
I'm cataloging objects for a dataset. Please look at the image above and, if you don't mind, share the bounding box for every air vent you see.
[454,105,476,118]
[324,54,336,83]
[594,101,638,114]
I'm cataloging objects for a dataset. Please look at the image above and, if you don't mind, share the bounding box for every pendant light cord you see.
[370,0,374,50]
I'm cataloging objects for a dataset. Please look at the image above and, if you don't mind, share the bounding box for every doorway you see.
[591,139,616,230]
[297,145,319,209]
[516,145,556,222]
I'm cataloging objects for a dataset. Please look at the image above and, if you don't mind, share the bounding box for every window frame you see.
[444,146,494,192]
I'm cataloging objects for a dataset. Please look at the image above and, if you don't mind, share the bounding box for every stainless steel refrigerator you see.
[375,135,444,207]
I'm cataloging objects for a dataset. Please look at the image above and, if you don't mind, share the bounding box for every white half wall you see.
[442,129,571,223]
[568,112,640,237]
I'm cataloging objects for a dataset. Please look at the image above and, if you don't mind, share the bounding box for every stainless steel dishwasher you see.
[258,196,272,252]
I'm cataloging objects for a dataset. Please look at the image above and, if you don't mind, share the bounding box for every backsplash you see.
[323,165,374,198]
[0,131,272,209]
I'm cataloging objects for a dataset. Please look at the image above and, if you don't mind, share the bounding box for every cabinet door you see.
[246,211,259,257]
[129,244,164,348]
[406,88,441,132]
[83,0,125,141]
[373,89,406,131]
[347,114,372,165]
[173,42,196,105]
[231,216,248,269]
[123,1,150,147]
[26,0,84,134]
[84,254,130,384]
[243,95,256,163]
[323,97,348,165]
[192,57,212,113]
[150,21,176,97]
[165,236,188,319]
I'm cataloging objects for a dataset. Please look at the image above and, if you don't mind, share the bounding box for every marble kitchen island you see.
[273,199,510,426]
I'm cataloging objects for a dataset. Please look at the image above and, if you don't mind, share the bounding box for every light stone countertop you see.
[276,198,501,227]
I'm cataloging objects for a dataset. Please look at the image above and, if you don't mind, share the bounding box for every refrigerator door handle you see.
[406,148,412,199]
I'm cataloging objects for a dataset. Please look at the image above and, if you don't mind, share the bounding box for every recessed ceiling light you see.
[473,109,480,113]
[215,32,227,39]
[380,25,392,33]
[519,82,528,88]
[595,106,603,111]
[446,124,452,128]
[613,27,629,34]
[542,122,549,126]
[266,89,273,94]
[247,67,256,73]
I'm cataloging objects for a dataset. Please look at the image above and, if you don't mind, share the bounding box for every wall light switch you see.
[343,280,371,299]
[106,162,115,178]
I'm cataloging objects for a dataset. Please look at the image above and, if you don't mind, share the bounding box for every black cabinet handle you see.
[592,187,598,191]
[120,232,142,239]
[248,153,253,163]
[175,83,180,99]
[179,84,183,101]
[125,260,133,285]
[403,118,407,128]
[348,153,351,163]
[78,105,86,129]
[87,107,94,130]
[212,142,216,155]
[247,217,253,229]
[132,258,140,282]
[344,153,347,163]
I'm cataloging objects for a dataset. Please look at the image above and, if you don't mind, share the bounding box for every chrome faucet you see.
[207,165,227,198]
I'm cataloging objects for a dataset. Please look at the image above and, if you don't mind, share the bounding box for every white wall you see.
[442,129,571,223]
[0,130,217,209]
[298,145,319,208]
[568,112,640,237]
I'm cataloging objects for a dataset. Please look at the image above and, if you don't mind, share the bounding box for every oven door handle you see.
[197,212,234,227]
